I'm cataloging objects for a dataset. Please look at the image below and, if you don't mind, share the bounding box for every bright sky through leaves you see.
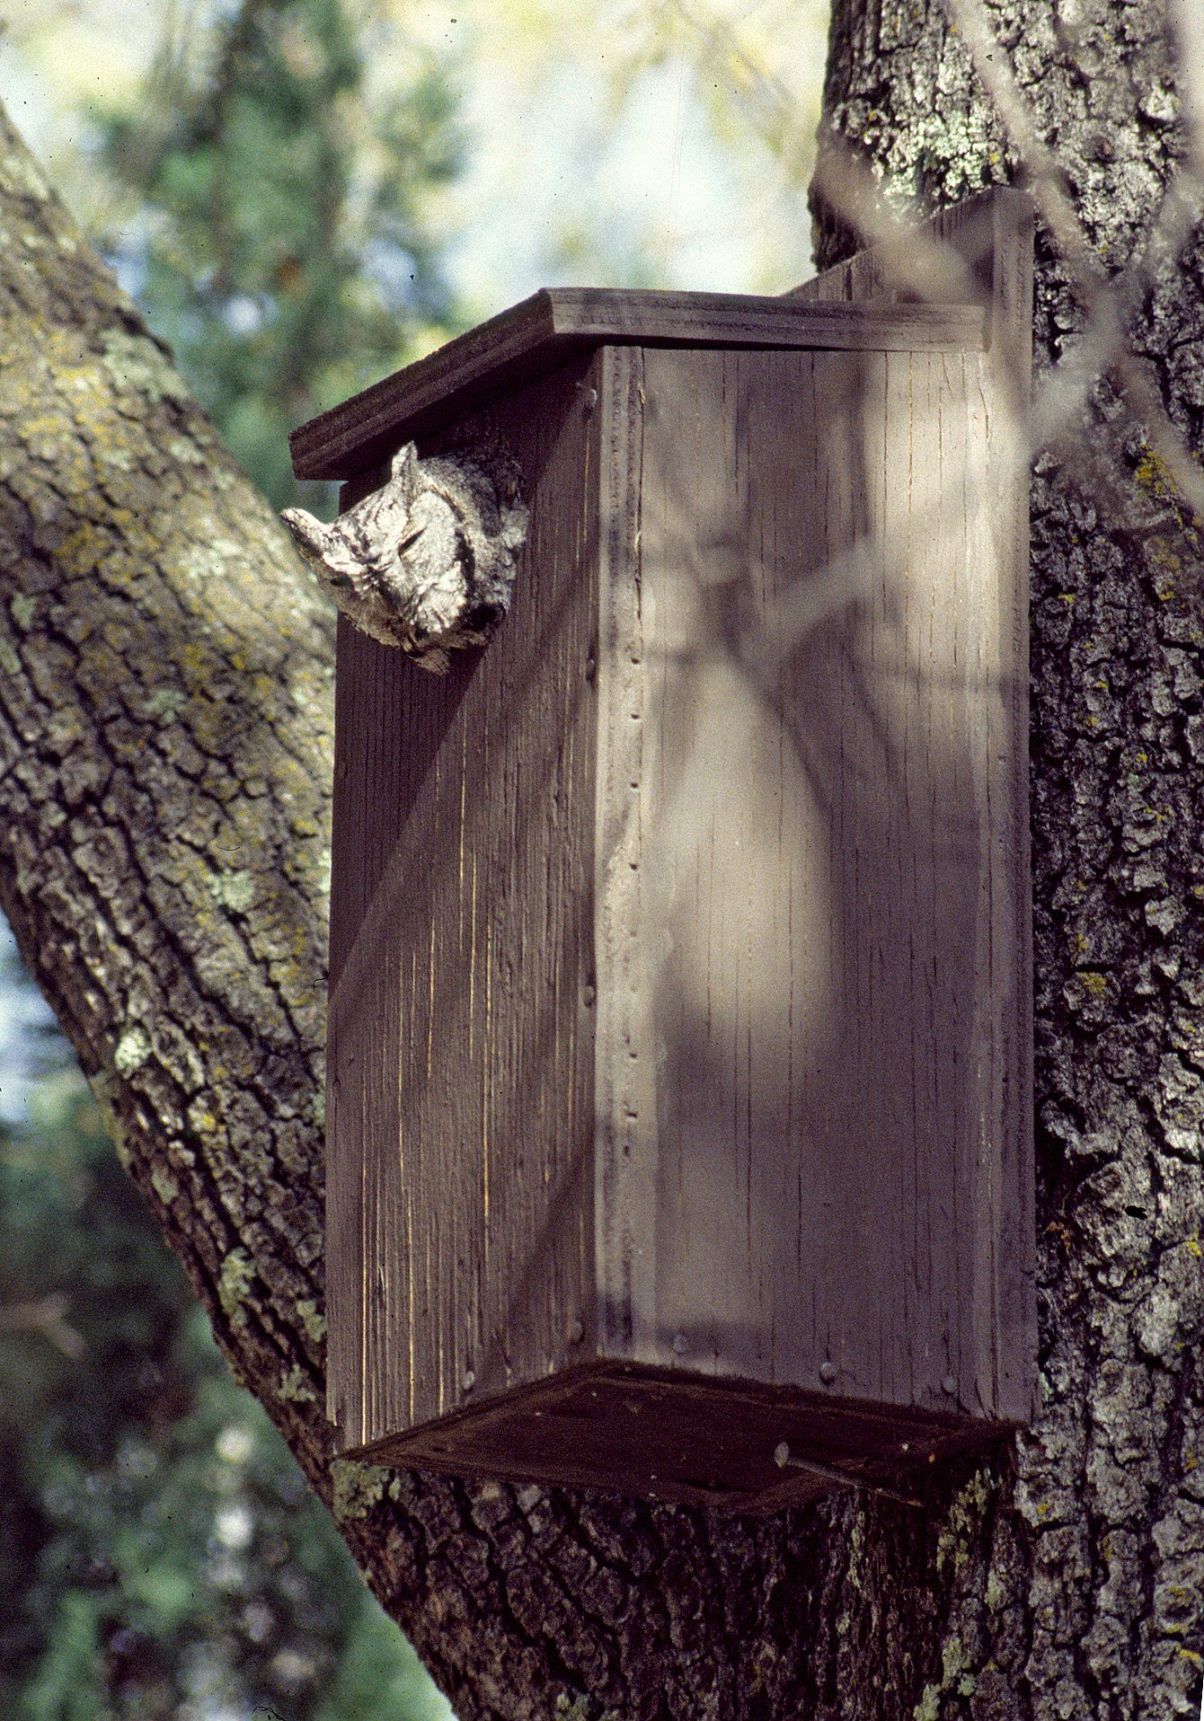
[1,0,830,315]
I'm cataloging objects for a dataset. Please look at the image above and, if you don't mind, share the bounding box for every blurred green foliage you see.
[0,957,452,1719]
[96,0,461,509]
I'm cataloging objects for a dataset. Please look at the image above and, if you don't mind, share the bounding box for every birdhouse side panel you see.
[326,621,471,1440]
[326,357,603,1453]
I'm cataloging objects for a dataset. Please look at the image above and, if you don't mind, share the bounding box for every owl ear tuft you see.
[389,443,421,507]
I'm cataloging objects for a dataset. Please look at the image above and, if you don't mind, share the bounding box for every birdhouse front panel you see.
[299,187,1035,1512]
[592,339,1031,1423]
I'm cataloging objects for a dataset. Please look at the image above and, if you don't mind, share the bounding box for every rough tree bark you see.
[0,0,1201,1711]
[811,2,1204,1717]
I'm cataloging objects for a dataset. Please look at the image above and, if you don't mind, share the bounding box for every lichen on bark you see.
[814,2,1204,1717]
[0,110,336,1479]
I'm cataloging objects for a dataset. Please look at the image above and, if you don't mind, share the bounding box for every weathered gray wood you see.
[317,187,1033,1506]
[326,355,601,1453]
[290,289,987,481]
[790,186,1034,409]
[591,339,1032,1425]
[792,188,1036,1408]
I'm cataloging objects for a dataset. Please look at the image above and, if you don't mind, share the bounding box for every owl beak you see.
[280,507,331,568]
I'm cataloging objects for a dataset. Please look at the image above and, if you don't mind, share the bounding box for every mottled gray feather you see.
[281,443,527,673]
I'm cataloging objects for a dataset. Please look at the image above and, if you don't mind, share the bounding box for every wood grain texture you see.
[790,186,1034,413]
[592,338,1033,1426]
[326,355,602,1453]
[290,290,986,481]
[792,186,1035,1414]
[320,189,1033,1503]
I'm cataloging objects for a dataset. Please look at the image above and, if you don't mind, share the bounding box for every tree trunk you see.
[812,2,1204,1718]
[1,0,1201,1708]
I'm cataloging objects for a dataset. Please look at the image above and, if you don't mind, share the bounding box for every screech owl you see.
[281,442,528,674]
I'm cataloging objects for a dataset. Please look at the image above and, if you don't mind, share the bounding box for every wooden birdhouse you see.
[290,187,1036,1512]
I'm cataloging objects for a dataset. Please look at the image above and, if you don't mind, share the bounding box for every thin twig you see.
[0,1293,86,1360]
[773,1442,924,1509]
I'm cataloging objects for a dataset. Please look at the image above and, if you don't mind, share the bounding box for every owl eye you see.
[396,526,426,556]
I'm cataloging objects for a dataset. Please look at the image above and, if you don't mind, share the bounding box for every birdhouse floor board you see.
[345,1362,1011,1515]
[289,289,987,480]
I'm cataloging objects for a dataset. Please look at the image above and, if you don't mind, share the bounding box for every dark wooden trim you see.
[290,289,986,479]
[344,1358,1016,1515]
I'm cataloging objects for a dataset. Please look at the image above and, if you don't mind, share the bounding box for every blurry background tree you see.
[92,0,461,510]
[0,1,825,1715]
[0,927,455,1721]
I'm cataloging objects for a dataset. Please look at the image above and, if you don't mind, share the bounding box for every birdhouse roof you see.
[288,286,986,482]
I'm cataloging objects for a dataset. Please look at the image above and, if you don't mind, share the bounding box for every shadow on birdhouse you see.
[289,186,1035,1513]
